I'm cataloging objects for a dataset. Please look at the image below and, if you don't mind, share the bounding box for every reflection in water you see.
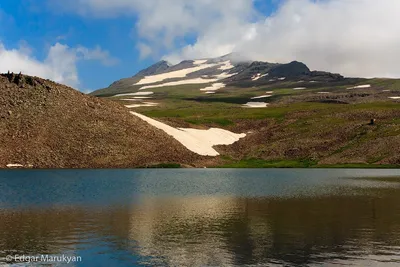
[1,169,400,266]
[127,193,400,266]
[1,190,400,266]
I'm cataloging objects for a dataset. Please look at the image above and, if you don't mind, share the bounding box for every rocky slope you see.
[0,72,201,168]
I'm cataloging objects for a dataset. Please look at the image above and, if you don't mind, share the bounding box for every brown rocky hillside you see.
[0,73,200,168]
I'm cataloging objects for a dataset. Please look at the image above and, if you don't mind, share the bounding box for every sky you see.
[1,0,400,92]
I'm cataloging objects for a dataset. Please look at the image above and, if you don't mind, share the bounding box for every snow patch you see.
[193,59,207,65]
[6,164,24,168]
[131,112,246,156]
[218,60,234,71]
[138,71,236,90]
[214,72,237,80]
[139,78,219,90]
[242,102,269,108]
[251,95,273,100]
[200,83,225,91]
[136,63,218,85]
[113,92,154,97]
[121,97,152,100]
[389,96,400,99]
[347,84,371,89]
[205,91,216,94]
[252,73,261,81]
[265,91,273,94]
[293,87,306,90]
[252,73,268,81]
[125,102,159,108]
[278,77,286,80]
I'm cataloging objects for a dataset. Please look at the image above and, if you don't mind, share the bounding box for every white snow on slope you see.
[138,70,237,90]
[131,112,246,156]
[135,60,235,86]
[136,63,218,85]
[125,102,159,108]
[242,102,269,108]
[218,60,234,71]
[252,73,261,81]
[293,87,306,90]
[205,91,216,94]
[252,73,268,81]
[251,95,273,100]
[6,164,24,168]
[265,91,273,94]
[113,91,154,97]
[347,84,371,89]
[193,59,208,65]
[200,83,225,91]
[214,72,237,80]
[139,77,219,90]
[121,97,153,101]
[389,96,400,99]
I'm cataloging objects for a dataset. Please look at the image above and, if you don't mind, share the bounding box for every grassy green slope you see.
[103,78,400,168]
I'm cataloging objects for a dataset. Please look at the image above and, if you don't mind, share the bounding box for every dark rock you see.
[269,61,311,77]
[134,60,171,77]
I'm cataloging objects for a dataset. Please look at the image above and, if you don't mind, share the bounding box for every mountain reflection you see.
[1,187,400,266]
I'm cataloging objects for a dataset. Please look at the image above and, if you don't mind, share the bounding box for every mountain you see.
[0,72,200,168]
[135,60,171,77]
[2,53,399,169]
[89,54,400,168]
[91,54,344,97]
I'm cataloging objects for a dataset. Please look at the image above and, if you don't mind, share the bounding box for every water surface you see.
[1,169,400,266]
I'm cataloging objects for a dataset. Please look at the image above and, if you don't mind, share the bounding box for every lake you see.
[1,169,400,266]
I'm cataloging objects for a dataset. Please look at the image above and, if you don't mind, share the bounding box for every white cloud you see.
[49,0,256,56]
[50,0,400,78]
[234,0,400,78]
[0,42,118,88]
[76,45,119,66]
[137,43,152,59]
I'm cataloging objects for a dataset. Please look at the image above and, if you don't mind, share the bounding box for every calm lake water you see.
[1,169,400,266]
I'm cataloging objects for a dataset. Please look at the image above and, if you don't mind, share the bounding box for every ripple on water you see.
[0,169,400,266]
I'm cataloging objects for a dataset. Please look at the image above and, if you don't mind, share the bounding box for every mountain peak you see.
[134,60,171,77]
[210,52,250,64]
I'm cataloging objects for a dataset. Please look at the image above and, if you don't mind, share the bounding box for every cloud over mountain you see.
[50,0,400,78]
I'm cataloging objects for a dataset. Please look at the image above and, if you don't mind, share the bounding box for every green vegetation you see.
[140,163,182,168]
[316,164,400,169]
[104,80,400,168]
[351,176,400,183]
[218,159,399,169]
[217,158,317,168]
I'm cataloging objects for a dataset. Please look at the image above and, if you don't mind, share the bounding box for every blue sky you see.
[0,0,278,91]
[0,1,153,91]
[0,1,399,92]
